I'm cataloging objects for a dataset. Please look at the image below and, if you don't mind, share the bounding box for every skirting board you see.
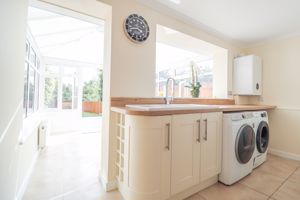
[99,175,118,192]
[269,148,300,161]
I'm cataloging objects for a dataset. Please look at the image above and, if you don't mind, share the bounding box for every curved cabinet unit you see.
[115,112,222,200]
[124,115,172,200]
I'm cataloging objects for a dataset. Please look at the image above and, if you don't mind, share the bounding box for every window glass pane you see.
[73,77,78,109]
[44,77,58,108]
[82,68,101,102]
[35,73,40,110]
[64,67,77,75]
[25,41,30,59]
[62,77,73,109]
[198,60,213,98]
[45,65,59,74]
[36,58,40,70]
[23,62,29,116]
[29,47,36,65]
[155,42,214,98]
[27,67,35,114]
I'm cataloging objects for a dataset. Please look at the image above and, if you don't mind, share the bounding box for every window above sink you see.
[155,24,229,99]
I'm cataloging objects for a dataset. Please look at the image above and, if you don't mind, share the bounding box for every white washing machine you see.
[219,112,256,185]
[253,111,269,168]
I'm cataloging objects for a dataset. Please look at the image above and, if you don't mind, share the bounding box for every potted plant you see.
[186,61,202,98]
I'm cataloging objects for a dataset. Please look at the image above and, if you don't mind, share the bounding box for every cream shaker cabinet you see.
[118,112,222,200]
[171,114,201,195]
[200,112,222,181]
[171,112,222,195]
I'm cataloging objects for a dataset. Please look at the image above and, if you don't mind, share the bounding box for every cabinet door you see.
[126,115,172,200]
[171,114,201,195]
[200,112,222,181]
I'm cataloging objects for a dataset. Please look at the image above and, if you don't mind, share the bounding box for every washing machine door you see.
[256,121,269,153]
[235,124,255,164]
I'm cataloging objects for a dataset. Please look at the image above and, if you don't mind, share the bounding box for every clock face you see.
[124,14,150,43]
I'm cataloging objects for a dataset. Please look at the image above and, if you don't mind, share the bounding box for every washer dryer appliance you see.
[219,112,256,185]
[253,111,269,168]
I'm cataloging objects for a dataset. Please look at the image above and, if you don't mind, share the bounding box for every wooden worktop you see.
[110,97,275,116]
[111,97,235,107]
[111,104,276,116]
[220,104,276,112]
[111,106,222,116]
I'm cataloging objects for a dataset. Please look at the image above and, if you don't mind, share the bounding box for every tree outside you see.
[44,77,58,108]
[82,69,103,117]
[62,79,73,109]
[83,69,103,101]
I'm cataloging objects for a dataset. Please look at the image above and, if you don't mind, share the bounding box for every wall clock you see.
[124,14,150,43]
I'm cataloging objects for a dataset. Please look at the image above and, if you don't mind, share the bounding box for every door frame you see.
[31,0,113,191]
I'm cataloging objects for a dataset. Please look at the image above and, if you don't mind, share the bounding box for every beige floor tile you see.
[22,168,63,200]
[62,181,124,200]
[22,132,115,200]
[198,182,268,200]
[240,169,285,196]
[256,154,300,179]
[268,154,300,166]
[272,181,300,200]
[185,194,206,200]
[288,167,300,184]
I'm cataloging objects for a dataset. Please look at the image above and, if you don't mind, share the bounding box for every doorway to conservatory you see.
[22,4,106,200]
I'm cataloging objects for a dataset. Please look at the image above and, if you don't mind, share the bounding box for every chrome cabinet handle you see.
[197,120,201,143]
[165,123,170,150]
[204,119,208,141]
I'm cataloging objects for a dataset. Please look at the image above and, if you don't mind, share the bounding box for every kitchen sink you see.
[125,104,220,111]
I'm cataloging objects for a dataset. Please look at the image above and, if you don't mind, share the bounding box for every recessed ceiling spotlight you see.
[169,0,181,4]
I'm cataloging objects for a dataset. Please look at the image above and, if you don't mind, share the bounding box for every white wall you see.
[16,124,39,200]
[0,1,29,200]
[245,36,300,159]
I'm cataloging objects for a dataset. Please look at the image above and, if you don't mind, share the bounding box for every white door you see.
[171,114,201,195]
[200,112,222,181]
[126,115,172,200]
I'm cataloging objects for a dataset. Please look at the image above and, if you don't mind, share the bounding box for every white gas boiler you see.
[233,55,262,95]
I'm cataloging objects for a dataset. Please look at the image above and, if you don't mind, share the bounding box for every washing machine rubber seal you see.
[256,121,269,153]
[235,124,255,164]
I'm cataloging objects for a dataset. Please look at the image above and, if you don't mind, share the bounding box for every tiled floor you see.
[187,154,300,200]
[22,132,123,200]
[23,135,300,200]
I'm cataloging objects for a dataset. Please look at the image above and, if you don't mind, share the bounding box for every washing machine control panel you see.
[261,112,267,118]
[242,113,254,119]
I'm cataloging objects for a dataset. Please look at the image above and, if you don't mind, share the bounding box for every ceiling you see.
[138,0,300,46]
[28,6,104,65]
[156,25,227,71]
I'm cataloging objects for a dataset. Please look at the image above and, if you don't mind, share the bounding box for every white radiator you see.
[38,120,49,149]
